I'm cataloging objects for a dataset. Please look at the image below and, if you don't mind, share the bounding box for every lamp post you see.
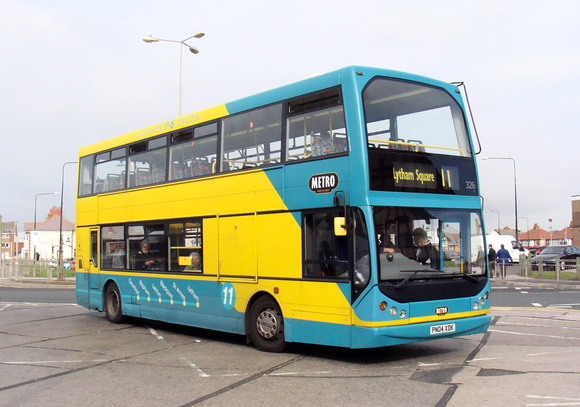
[482,156,518,240]
[490,209,500,234]
[33,192,59,261]
[143,32,205,117]
[58,161,77,278]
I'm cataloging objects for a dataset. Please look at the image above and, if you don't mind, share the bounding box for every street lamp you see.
[482,156,519,241]
[58,161,77,276]
[490,209,500,234]
[33,192,59,261]
[143,32,205,116]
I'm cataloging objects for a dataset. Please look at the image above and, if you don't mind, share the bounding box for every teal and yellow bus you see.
[75,66,490,352]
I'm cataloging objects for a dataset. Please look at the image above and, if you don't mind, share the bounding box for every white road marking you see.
[0,304,11,311]
[531,303,543,307]
[488,328,580,341]
[4,359,108,365]
[147,327,164,340]
[180,357,209,377]
[526,394,580,406]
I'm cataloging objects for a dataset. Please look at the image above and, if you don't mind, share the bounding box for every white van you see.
[486,234,529,263]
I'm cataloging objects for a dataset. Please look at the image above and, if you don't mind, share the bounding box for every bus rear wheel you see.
[104,282,124,324]
[248,296,287,353]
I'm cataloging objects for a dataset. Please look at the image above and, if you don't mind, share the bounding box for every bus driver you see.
[412,228,440,270]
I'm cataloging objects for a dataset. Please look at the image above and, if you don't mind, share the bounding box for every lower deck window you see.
[100,219,203,273]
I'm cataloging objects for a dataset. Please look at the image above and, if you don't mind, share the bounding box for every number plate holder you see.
[430,323,456,335]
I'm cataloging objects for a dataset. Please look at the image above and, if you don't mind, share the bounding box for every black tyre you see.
[104,282,124,324]
[248,296,287,353]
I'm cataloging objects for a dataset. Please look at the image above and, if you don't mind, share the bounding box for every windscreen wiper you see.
[395,269,433,289]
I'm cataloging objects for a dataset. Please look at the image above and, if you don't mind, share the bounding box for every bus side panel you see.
[285,317,352,348]
[255,212,302,279]
[101,274,246,335]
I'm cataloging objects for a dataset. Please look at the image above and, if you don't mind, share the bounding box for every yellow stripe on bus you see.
[352,308,490,328]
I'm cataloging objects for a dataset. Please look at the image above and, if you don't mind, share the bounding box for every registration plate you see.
[430,323,456,335]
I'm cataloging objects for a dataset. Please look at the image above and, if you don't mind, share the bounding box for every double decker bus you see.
[75,66,490,352]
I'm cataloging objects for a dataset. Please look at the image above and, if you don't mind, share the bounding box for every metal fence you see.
[0,259,75,285]
[515,255,580,282]
[2,256,579,285]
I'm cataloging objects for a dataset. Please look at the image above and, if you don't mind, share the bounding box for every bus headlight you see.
[399,310,406,319]
[480,297,485,306]
[473,302,479,310]
[390,306,397,316]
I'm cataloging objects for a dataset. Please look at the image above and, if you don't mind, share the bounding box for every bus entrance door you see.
[88,228,100,295]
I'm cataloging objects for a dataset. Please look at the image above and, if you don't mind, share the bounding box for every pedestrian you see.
[487,244,496,277]
[495,243,513,278]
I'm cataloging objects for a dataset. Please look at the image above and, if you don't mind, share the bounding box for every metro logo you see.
[309,172,339,194]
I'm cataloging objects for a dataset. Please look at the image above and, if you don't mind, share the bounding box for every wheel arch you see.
[244,291,279,337]
[102,278,120,310]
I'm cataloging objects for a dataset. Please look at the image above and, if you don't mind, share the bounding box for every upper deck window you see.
[94,147,127,193]
[169,122,218,180]
[363,78,470,157]
[221,104,282,172]
[128,137,167,188]
[286,89,348,161]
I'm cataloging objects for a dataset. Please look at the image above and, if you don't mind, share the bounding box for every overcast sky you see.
[1,1,578,235]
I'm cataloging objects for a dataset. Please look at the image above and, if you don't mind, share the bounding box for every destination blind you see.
[368,150,478,196]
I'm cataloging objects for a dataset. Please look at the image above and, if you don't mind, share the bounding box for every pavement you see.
[0,277,76,289]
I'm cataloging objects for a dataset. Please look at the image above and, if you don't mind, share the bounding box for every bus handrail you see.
[367,138,466,157]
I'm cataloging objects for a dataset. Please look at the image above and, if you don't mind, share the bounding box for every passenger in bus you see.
[412,228,440,269]
[184,251,202,271]
[133,240,157,270]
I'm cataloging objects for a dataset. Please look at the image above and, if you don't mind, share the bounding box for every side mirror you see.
[334,217,347,236]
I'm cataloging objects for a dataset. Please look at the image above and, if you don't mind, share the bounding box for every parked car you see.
[530,245,580,271]
[444,250,460,261]
[63,258,76,270]
[529,246,547,257]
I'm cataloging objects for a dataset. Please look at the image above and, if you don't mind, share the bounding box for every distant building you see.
[519,224,551,248]
[552,223,573,246]
[23,206,75,261]
[520,223,573,248]
[488,226,517,239]
[1,221,19,259]
[573,195,580,247]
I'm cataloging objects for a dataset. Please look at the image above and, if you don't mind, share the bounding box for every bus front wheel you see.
[104,282,124,324]
[248,296,287,353]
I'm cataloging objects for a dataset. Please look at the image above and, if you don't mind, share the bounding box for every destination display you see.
[392,162,460,192]
[368,150,478,196]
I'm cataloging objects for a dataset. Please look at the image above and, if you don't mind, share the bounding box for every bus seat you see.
[135,168,152,186]
[152,167,165,183]
[105,174,123,191]
[191,158,212,176]
[171,163,187,180]
[333,136,347,153]
[312,132,335,157]
[407,139,425,152]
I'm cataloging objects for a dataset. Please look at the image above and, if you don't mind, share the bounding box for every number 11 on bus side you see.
[75,66,490,352]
